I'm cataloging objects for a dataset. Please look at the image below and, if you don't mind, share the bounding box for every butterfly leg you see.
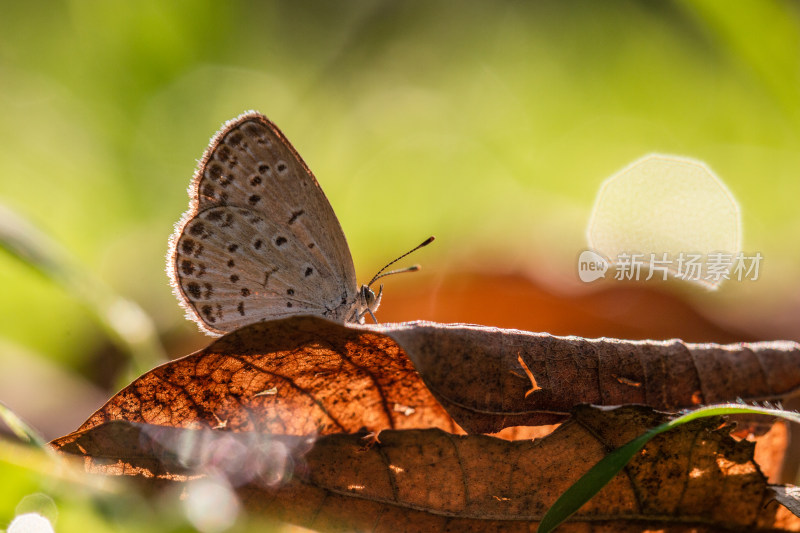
[355,306,379,324]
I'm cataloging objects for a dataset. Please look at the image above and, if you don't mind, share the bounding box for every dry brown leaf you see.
[66,317,458,438]
[382,321,800,433]
[753,420,790,482]
[772,486,800,521]
[52,405,800,532]
[67,317,800,441]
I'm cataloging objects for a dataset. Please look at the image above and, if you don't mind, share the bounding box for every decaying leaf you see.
[52,405,800,532]
[65,317,800,440]
[383,321,800,433]
[771,486,800,519]
[66,317,459,438]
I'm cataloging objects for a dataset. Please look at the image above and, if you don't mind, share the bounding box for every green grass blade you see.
[0,204,167,378]
[0,401,48,448]
[538,403,799,532]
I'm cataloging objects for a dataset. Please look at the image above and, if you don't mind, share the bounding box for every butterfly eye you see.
[361,286,375,305]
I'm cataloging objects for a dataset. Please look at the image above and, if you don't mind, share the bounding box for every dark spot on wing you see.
[275,236,287,246]
[201,305,215,323]
[208,164,223,180]
[245,123,268,143]
[180,260,195,276]
[189,222,205,236]
[186,282,201,299]
[218,145,231,162]
[262,267,278,287]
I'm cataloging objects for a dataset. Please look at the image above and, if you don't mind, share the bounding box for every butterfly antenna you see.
[368,236,435,287]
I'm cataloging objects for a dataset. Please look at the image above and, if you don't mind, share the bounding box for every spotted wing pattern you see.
[167,112,360,335]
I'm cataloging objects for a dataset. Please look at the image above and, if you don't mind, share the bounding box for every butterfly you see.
[167,111,432,336]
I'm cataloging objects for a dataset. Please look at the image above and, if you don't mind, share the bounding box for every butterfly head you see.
[357,236,435,324]
[357,284,383,323]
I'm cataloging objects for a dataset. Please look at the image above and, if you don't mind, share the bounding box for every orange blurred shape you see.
[379,270,752,344]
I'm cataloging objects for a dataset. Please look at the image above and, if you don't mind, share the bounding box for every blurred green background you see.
[2,1,800,531]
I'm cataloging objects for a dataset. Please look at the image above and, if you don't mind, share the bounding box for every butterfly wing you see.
[168,111,359,335]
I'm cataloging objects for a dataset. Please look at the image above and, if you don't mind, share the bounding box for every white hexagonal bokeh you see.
[587,154,740,289]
